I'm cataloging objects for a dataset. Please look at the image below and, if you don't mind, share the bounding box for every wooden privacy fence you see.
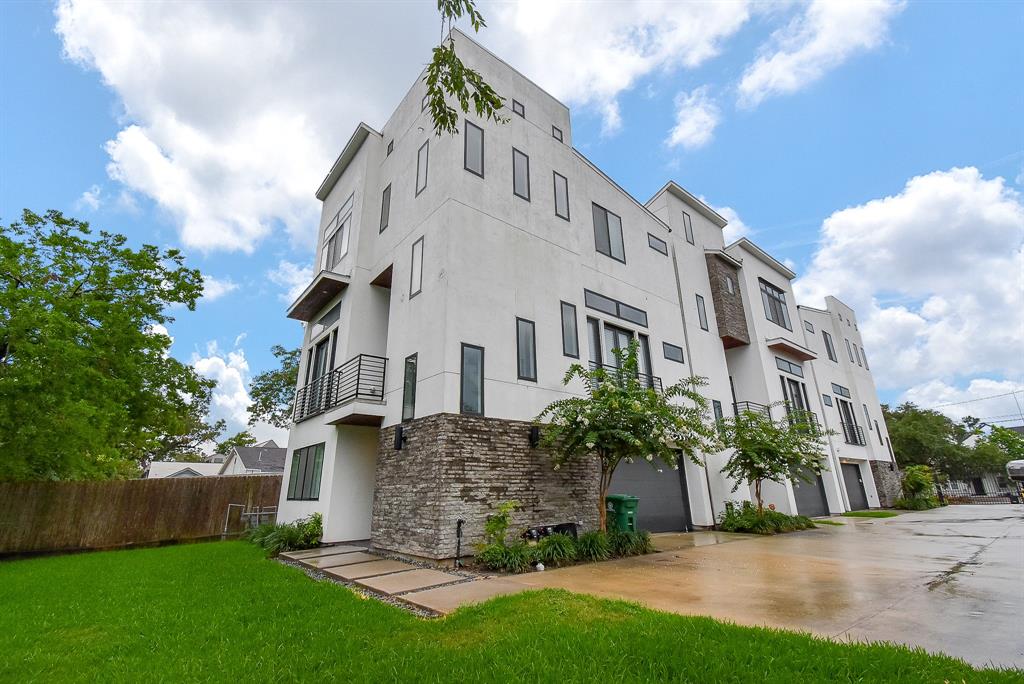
[0,474,281,556]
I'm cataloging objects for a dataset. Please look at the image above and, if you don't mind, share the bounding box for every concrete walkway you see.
[402,505,1024,669]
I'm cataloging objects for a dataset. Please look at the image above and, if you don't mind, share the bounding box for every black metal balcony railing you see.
[840,421,866,446]
[733,401,771,417]
[787,407,821,434]
[588,361,663,392]
[293,354,387,423]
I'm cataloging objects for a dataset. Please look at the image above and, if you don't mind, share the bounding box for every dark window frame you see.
[695,294,709,331]
[845,338,855,363]
[560,301,579,358]
[682,211,694,245]
[663,342,685,364]
[409,236,424,298]
[647,233,668,255]
[512,147,531,201]
[775,356,804,378]
[379,183,391,233]
[584,288,648,327]
[402,353,418,422]
[386,139,394,156]
[822,330,838,362]
[592,202,626,264]
[759,278,792,331]
[512,99,525,117]
[553,171,570,221]
[415,140,429,196]
[804,320,814,333]
[463,120,485,178]
[460,343,485,416]
[831,382,851,399]
[552,125,563,142]
[286,443,325,501]
[421,93,429,111]
[516,317,538,382]
[822,394,833,407]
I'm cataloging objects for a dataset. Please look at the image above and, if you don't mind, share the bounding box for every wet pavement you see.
[405,505,1024,669]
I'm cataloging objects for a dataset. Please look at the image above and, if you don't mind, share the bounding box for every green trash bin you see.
[605,494,639,532]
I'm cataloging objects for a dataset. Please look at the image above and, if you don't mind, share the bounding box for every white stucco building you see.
[276,30,900,557]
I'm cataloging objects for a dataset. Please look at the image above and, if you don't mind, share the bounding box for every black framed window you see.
[552,125,563,141]
[402,354,417,422]
[512,148,530,200]
[415,140,429,195]
[386,140,394,156]
[410,236,423,297]
[663,342,685,364]
[695,294,709,331]
[845,338,855,363]
[775,356,804,377]
[379,184,391,233]
[712,400,724,423]
[560,301,579,358]
[822,394,833,407]
[421,93,429,111]
[460,343,484,415]
[822,331,838,362]
[831,383,851,399]
[464,120,484,177]
[592,203,625,263]
[648,233,668,255]
[853,343,863,367]
[863,403,871,428]
[512,99,525,117]
[862,347,870,370]
[759,279,792,330]
[553,171,570,220]
[516,318,537,381]
[584,289,647,327]
[804,320,814,333]
[682,211,694,245]
[286,443,324,501]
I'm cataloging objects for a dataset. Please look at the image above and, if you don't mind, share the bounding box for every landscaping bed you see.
[1,541,1019,682]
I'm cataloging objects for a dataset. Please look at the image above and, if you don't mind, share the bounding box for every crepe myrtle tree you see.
[537,341,721,531]
[719,404,832,515]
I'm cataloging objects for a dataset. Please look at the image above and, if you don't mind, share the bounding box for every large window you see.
[287,443,324,501]
[822,330,838,362]
[682,211,694,245]
[415,140,429,195]
[592,203,625,263]
[464,120,484,177]
[512,148,530,200]
[516,318,537,381]
[379,184,391,233]
[322,192,354,271]
[460,343,484,415]
[584,289,647,327]
[560,301,579,358]
[759,279,792,330]
[409,236,423,297]
[695,294,709,331]
[553,171,570,220]
[402,354,417,422]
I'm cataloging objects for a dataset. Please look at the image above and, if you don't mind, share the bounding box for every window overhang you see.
[286,271,350,322]
[765,337,817,361]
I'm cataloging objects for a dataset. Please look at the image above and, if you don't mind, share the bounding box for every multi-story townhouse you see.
[277,30,899,558]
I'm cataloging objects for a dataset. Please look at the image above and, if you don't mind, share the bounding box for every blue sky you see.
[2,1,1022,440]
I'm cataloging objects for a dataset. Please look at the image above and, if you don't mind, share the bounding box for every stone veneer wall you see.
[704,254,749,347]
[373,413,601,559]
[869,460,903,508]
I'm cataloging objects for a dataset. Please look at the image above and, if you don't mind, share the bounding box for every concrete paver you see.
[402,578,531,612]
[322,559,414,581]
[298,551,380,569]
[280,545,367,560]
[357,569,464,595]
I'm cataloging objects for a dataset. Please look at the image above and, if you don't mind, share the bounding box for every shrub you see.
[609,529,654,557]
[894,496,940,511]
[576,531,610,562]
[534,533,578,567]
[901,465,935,499]
[246,513,322,556]
[475,541,532,574]
[481,500,520,546]
[717,501,816,535]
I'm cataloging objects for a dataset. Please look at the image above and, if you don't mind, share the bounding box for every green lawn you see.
[0,542,1016,682]
[842,510,900,518]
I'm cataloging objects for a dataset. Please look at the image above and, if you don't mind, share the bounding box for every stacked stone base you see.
[372,413,601,559]
[870,460,903,508]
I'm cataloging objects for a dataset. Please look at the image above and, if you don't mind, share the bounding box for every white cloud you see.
[738,0,904,107]
[486,1,751,135]
[666,87,720,150]
[900,378,1024,427]
[75,184,102,211]
[794,167,1024,391]
[268,260,310,303]
[201,275,238,302]
[711,203,753,244]
[191,340,251,430]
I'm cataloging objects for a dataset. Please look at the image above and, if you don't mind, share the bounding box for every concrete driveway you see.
[406,505,1023,669]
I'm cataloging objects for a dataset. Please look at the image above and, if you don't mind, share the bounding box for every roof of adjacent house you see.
[145,461,224,479]
[229,446,287,473]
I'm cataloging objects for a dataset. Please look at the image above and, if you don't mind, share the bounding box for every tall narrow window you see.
[409,236,423,297]
[845,338,855,363]
[682,211,694,245]
[553,172,570,220]
[402,354,417,421]
[587,317,602,365]
[464,120,484,177]
[712,400,724,423]
[460,344,484,415]
[552,125,563,142]
[592,203,625,263]
[560,301,578,358]
[415,140,429,196]
[287,443,325,501]
[724,275,735,294]
[822,331,838,362]
[759,279,792,330]
[379,184,391,233]
[516,318,537,381]
[863,403,871,428]
[512,148,530,200]
[695,294,709,331]
[638,334,654,386]
[386,139,394,156]
[853,343,863,366]
[862,346,870,370]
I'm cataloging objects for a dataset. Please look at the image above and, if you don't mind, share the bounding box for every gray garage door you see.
[842,462,870,510]
[609,457,692,532]
[792,467,829,517]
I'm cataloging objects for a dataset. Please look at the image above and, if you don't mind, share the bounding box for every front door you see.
[842,463,869,510]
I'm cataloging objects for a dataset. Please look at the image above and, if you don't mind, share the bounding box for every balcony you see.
[293,354,387,424]
[840,422,866,446]
[733,401,771,416]
[786,408,821,434]
[588,361,663,392]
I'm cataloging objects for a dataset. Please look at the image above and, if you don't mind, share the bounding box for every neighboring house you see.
[218,440,286,476]
[276,30,898,558]
[144,462,224,479]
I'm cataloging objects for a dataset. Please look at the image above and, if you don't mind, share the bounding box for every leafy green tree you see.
[247,345,299,429]
[425,0,507,136]
[0,209,213,480]
[718,405,831,514]
[537,341,720,531]
[215,430,257,456]
[985,425,1024,462]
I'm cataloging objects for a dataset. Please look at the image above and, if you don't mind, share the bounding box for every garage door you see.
[609,458,691,532]
[842,462,870,510]
[792,467,829,517]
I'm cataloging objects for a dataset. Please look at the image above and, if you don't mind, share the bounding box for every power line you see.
[927,390,1023,410]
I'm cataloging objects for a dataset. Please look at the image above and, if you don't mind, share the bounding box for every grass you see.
[815,519,845,526]
[0,542,1017,683]
[842,510,899,518]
